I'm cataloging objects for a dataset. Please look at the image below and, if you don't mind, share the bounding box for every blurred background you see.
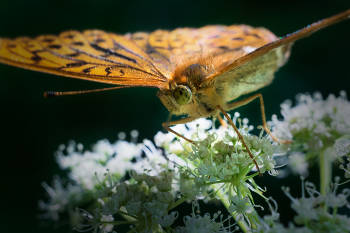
[1,0,350,232]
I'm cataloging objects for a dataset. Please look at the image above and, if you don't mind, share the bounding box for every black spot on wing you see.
[232,37,244,41]
[105,67,111,76]
[72,42,84,46]
[47,44,62,49]
[31,55,42,62]
[244,33,261,39]
[119,70,125,76]
[94,39,106,43]
[66,61,87,68]
[83,66,96,73]
[145,45,157,54]
[90,43,137,64]
[42,38,55,43]
[229,48,242,51]
[66,52,80,57]
[218,46,229,50]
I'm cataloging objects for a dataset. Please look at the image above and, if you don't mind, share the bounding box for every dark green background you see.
[1,0,350,232]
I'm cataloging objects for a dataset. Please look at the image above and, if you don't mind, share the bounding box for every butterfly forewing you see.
[0,25,284,89]
[0,31,168,87]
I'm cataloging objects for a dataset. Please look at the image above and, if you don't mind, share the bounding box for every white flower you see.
[55,138,141,191]
[133,139,168,176]
[38,176,85,222]
[93,140,115,157]
[99,215,114,233]
[144,200,169,218]
[316,177,350,208]
[263,197,280,223]
[335,135,350,179]
[269,91,350,162]
[288,152,309,176]
[154,131,176,149]
[126,200,142,216]
[174,201,240,233]
[174,213,222,233]
[155,211,179,227]
[187,121,277,185]
[228,196,262,217]
[281,177,350,231]
[112,140,142,161]
[156,171,173,192]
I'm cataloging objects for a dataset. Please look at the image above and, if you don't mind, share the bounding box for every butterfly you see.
[0,10,349,175]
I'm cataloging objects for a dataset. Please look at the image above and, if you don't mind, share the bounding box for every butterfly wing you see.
[125,24,278,83]
[0,30,169,88]
[0,25,280,90]
[206,9,350,102]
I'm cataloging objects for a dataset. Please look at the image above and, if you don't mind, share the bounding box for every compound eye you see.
[173,85,192,106]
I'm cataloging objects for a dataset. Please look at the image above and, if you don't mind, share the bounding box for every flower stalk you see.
[319,149,332,197]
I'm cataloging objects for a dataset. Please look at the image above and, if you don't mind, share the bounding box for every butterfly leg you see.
[225,93,292,144]
[213,105,262,176]
[162,116,198,144]
[216,114,227,128]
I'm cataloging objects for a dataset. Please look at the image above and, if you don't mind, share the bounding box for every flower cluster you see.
[174,201,240,233]
[81,169,179,232]
[37,92,350,232]
[269,91,350,172]
[335,135,350,179]
[39,134,145,225]
[160,116,279,226]
[56,138,142,190]
[38,176,86,223]
[253,176,350,233]
[45,115,280,232]
[75,208,115,233]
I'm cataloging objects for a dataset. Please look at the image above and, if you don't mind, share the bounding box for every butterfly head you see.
[157,62,224,118]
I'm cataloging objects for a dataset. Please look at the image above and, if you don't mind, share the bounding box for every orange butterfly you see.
[0,10,349,174]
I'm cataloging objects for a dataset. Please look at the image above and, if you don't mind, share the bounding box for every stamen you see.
[118,132,126,140]
[130,130,139,144]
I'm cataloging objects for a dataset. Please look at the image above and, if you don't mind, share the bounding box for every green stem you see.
[203,180,232,185]
[118,209,139,220]
[215,185,249,232]
[320,149,332,195]
[319,149,332,212]
[167,196,187,211]
[247,210,259,229]
[243,172,260,181]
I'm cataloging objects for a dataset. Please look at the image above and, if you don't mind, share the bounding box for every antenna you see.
[43,86,135,98]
